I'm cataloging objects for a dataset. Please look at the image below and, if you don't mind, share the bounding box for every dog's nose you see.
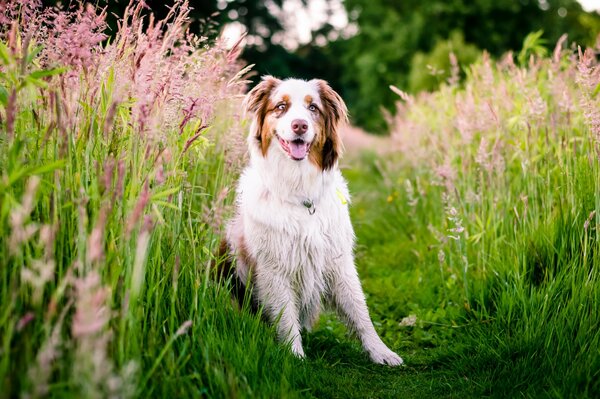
[291,119,308,135]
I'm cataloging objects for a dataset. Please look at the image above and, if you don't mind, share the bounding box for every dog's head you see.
[244,76,348,170]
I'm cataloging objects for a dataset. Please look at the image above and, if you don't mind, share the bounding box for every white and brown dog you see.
[223,76,403,366]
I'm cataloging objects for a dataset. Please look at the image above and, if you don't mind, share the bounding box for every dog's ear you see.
[313,79,348,170]
[243,76,281,154]
[244,76,281,120]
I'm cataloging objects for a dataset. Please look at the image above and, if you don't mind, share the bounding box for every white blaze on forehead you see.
[271,79,322,107]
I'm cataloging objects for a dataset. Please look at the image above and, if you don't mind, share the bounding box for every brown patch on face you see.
[308,116,327,169]
[308,80,348,170]
[304,94,313,105]
[259,115,273,156]
[271,94,291,118]
[244,76,282,157]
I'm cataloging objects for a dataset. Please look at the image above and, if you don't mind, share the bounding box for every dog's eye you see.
[276,103,286,111]
[308,104,317,112]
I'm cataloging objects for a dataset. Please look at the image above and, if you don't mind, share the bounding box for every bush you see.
[407,31,481,93]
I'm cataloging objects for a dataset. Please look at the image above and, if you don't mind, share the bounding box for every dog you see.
[223,76,403,366]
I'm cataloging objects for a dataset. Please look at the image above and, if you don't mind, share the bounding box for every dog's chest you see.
[239,163,353,275]
[243,186,350,269]
[248,200,342,305]
[252,197,342,258]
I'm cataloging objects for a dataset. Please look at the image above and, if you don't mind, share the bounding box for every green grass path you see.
[300,336,474,398]
[287,157,477,398]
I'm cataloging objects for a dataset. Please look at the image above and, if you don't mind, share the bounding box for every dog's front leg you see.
[254,270,304,358]
[330,259,404,366]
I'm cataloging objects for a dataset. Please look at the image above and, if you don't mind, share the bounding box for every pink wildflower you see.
[16,312,36,332]
[175,320,193,337]
[9,176,40,254]
[87,205,109,263]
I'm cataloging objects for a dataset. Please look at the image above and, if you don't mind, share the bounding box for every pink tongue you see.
[289,141,309,159]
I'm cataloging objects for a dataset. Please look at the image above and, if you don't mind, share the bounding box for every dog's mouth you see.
[276,134,312,161]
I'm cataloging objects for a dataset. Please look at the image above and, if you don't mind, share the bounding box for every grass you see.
[342,34,600,397]
[1,2,600,398]
[340,150,599,398]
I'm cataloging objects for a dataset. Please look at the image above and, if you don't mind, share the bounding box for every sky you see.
[221,0,348,49]
[578,0,600,11]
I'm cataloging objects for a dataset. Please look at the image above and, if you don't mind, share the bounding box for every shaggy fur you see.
[224,76,403,366]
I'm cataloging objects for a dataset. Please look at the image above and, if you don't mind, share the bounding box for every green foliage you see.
[338,0,600,133]
[1,4,476,398]
[38,0,600,136]
[42,0,287,44]
[517,30,549,66]
[408,31,481,93]
[0,12,488,397]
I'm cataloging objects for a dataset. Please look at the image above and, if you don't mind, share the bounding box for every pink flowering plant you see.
[0,1,294,397]
[350,31,600,396]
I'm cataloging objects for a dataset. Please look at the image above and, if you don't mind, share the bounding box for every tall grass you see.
[370,34,600,396]
[0,1,306,397]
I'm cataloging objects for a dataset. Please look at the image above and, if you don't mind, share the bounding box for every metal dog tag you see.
[302,199,316,215]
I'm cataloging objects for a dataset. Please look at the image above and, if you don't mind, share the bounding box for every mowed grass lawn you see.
[2,2,600,398]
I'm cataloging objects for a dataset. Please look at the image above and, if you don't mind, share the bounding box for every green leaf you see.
[24,76,48,88]
[153,200,180,211]
[151,186,181,200]
[592,82,600,98]
[28,159,67,175]
[0,42,11,65]
[29,67,66,80]
[0,85,7,105]
[518,30,547,65]
[5,159,67,190]
[25,45,44,64]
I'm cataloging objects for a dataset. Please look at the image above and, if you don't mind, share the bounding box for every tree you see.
[338,0,600,133]
[40,0,341,88]
[41,0,284,43]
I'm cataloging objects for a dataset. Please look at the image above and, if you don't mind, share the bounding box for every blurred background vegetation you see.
[44,0,600,132]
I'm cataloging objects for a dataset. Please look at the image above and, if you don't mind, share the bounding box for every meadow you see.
[1,1,599,398]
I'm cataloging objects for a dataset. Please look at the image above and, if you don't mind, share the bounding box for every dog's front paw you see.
[291,341,306,359]
[368,347,404,366]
